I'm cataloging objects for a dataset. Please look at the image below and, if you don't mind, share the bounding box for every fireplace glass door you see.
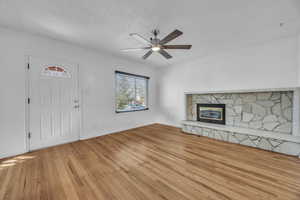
[197,104,226,125]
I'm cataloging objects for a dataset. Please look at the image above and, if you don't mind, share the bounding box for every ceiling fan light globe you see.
[151,46,160,52]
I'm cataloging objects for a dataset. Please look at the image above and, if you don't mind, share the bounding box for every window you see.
[41,65,71,78]
[115,71,149,113]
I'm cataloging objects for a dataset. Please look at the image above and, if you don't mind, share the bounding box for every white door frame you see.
[25,55,82,152]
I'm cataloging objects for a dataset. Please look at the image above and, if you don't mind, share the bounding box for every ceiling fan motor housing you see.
[151,38,160,45]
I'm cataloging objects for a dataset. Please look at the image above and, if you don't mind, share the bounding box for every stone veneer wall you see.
[187,91,293,134]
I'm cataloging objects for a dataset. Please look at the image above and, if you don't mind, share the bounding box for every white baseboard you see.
[0,150,27,159]
[157,121,181,128]
[80,122,156,140]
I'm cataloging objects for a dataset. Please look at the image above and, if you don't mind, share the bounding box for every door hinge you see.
[27,98,30,104]
[27,63,30,70]
[28,132,31,139]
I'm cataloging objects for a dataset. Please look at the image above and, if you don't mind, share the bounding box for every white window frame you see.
[115,71,149,113]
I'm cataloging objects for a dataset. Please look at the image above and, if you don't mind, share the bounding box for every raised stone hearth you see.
[182,121,300,156]
[183,88,300,157]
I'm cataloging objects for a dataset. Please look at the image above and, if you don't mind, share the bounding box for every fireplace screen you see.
[197,104,225,125]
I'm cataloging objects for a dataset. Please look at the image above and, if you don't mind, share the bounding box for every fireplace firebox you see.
[197,104,226,125]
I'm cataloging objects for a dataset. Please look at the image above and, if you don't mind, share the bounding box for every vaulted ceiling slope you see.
[0,0,299,67]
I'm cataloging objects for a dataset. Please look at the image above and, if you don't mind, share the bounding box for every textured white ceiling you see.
[0,0,300,67]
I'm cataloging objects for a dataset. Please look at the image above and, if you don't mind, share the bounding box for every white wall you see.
[298,35,300,86]
[0,27,160,158]
[158,36,300,126]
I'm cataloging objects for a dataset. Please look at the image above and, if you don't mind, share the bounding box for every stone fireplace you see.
[187,91,293,134]
[182,88,300,157]
[197,104,226,125]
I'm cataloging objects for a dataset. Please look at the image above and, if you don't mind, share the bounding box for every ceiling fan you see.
[121,29,192,60]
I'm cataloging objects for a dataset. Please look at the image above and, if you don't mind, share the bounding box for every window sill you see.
[115,108,149,113]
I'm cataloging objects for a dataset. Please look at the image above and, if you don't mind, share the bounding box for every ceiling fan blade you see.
[142,50,153,59]
[121,47,151,52]
[160,29,183,45]
[159,49,172,59]
[162,45,192,49]
[130,33,152,45]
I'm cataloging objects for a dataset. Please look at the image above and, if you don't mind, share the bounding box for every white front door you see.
[28,57,80,150]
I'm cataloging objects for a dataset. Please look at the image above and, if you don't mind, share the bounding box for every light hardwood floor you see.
[1,124,300,200]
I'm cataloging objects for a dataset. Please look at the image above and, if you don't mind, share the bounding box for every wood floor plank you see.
[0,124,300,200]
